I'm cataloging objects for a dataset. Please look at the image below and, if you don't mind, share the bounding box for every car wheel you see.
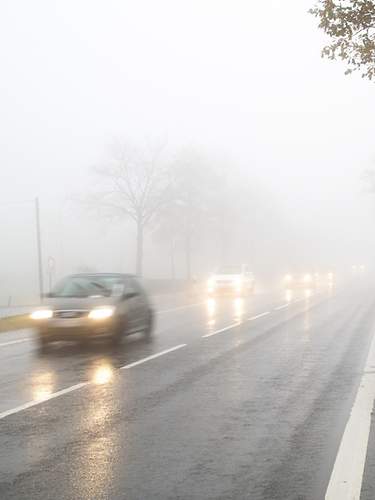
[109,332,122,347]
[144,310,154,339]
[37,334,50,352]
[109,317,125,346]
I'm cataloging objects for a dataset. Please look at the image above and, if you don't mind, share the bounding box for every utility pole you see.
[47,256,56,292]
[35,197,44,301]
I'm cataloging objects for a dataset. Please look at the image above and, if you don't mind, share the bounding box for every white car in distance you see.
[207,265,255,296]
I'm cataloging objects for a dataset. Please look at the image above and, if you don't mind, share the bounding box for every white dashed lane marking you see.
[202,323,241,339]
[0,344,187,421]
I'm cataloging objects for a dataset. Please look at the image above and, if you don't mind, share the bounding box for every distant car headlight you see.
[30,309,53,320]
[88,307,115,320]
[207,278,216,291]
[284,274,293,283]
[303,274,312,283]
[232,277,243,292]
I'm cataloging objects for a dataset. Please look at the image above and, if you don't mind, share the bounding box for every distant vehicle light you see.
[30,309,53,320]
[234,277,243,293]
[284,274,293,282]
[303,274,312,283]
[285,289,293,302]
[207,277,216,293]
[88,307,114,320]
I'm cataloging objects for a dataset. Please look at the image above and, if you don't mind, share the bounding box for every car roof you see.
[69,273,137,279]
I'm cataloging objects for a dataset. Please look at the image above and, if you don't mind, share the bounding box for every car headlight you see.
[30,309,53,320]
[234,277,243,288]
[284,274,293,282]
[303,274,312,283]
[88,307,115,320]
[207,278,216,290]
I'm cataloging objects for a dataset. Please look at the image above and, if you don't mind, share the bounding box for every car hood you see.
[43,296,119,310]
[213,274,242,281]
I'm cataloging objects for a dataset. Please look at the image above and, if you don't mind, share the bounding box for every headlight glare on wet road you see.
[303,274,312,283]
[234,277,243,287]
[93,365,114,385]
[207,277,216,291]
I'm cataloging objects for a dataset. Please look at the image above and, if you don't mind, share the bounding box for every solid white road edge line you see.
[0,382,88,421]
[0,338,31,348]
[202,323,241,338]
[325,328,375,500]
[248,311,271,321]
[120,344,187,369]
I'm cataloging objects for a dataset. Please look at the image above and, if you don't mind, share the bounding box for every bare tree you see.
[158,147,220,280]
[92,140,170,276]
[153,202,181,279]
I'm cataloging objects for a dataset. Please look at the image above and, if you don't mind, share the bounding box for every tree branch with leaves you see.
[310,0,375,79]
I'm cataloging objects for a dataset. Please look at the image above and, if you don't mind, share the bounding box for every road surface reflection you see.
[32,371,55,401]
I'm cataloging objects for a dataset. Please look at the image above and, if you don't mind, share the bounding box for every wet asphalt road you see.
[0,283,375,499]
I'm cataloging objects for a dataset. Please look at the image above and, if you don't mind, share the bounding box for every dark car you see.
[30,273,154,349]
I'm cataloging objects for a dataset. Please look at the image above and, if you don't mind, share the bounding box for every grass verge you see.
[0,315,32,333]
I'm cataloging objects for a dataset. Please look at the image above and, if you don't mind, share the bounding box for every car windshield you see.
[50,276,124,298]
[216,266,242,275]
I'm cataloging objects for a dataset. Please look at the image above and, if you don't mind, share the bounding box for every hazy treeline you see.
[89,141,289,281]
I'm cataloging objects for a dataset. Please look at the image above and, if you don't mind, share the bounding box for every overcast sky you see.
[1,0,374,301]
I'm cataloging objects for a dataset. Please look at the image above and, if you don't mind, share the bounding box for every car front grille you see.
[54,310,87,319]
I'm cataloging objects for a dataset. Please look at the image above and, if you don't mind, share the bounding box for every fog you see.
[1,0,374,304]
